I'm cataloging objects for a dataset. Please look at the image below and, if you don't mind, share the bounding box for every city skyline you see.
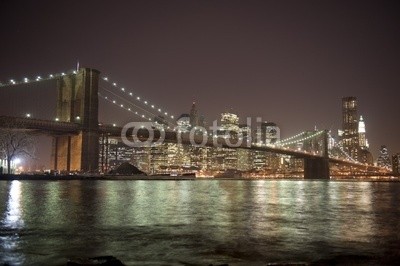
[0,0,399,166]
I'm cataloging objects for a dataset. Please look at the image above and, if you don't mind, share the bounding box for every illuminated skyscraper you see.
[342,97,359,160]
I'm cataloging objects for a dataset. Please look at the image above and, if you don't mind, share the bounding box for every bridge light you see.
[75,116,81,120]
[148,118,151,121]
[129,92,132,96]
[136,97,140,100]
[164,112,168,115]
[135,112,138,114]
[55,118,59,121]
[151,105,154,108]
[121,88,125,91]
[105,96,108,99]
[113,82,117,86]
[158,109,161,112]
[120,104,124,107]
[25,113,31,118]
[128,108,131,111]
[171,115,174,119]
[141,115,145,118]
[144,101,148,104]
[112,100,116,104]
[103,77,108,81]
[113,123,116,127]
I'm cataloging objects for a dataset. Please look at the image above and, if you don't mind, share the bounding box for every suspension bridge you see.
[0,67,388,178]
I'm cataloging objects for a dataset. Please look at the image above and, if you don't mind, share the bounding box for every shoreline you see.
[0,174,399,182]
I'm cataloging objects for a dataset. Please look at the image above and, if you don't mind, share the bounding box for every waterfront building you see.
[99,138,134,171]
[392,153,400,175]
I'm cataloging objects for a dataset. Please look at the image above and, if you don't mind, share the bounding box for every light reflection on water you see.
[0,180,399,265]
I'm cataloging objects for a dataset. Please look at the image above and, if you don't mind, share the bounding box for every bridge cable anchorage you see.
[100,75,176,122]
[98,92,175,130]
[0,69,78,88]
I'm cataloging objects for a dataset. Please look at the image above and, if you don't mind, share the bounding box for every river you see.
[0,180,399,265]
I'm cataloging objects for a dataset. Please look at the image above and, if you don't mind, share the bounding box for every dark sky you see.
[0,0,399,167]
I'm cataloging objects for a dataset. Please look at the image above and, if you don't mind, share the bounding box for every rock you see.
[67,256,125,266]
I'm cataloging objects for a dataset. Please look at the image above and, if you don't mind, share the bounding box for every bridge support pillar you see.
[304,157,330,179]
[51,68,100,172]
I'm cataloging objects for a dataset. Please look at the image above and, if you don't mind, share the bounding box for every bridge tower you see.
[304,130,330,179]
[51,68,100,172]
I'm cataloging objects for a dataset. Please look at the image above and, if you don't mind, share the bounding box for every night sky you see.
[1,0,399,167]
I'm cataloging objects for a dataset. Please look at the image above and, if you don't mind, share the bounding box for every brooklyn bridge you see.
[0,68,389,178]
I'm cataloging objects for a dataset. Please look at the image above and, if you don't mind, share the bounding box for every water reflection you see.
[0,180,399,265]
[3,181,24,228]
[1,181,25,265]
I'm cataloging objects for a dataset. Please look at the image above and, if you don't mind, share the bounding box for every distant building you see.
[99,138,133,172]
[176,114,191,132]
[189,102,198,127]
[219,112,239,135]
[377,145,391,169]
[261,122,279,145]
[392,153,400,175]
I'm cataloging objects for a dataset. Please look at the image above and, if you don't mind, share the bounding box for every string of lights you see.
[99,85,167,123]
[100,75,175,122]
[276,131,306,145]
[98,92,174,129]
[279,130,324,147]
[0,69,77,87]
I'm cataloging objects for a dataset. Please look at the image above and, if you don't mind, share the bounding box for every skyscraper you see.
[342,97,359,160]
[189,102,198,127]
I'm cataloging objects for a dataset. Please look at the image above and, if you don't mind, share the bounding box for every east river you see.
[0,180,399,265]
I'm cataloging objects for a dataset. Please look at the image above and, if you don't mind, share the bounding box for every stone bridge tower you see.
[51,68,100,172]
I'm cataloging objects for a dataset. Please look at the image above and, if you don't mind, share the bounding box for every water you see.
[0,180,400,265]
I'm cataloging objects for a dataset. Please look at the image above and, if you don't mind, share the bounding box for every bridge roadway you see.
[0,116,383,172]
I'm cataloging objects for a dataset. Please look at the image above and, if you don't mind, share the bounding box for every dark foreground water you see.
[0,180,400,265]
